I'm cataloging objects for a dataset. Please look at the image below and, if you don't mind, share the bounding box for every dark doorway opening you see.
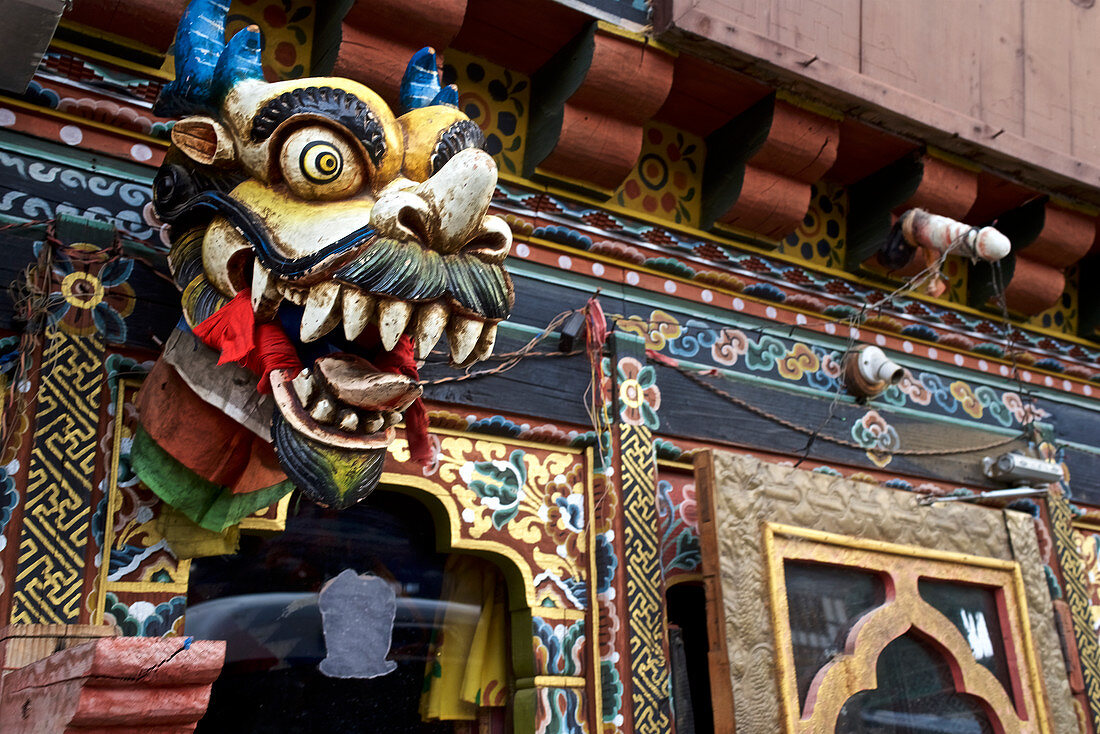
[187,491,458,733]
[667,582,714,734]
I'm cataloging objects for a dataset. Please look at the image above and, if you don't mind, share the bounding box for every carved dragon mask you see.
[139,0,513,514]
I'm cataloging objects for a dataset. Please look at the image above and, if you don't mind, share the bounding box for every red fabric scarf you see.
[192,289,302,393]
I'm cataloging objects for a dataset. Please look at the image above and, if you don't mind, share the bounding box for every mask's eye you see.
[300,141,342,183]
[280,126,364,200]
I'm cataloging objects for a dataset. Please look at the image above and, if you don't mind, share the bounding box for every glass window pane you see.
[186,492,479,733]
[784,561,887,708]
[918,578,1014,704]
[837,633,996,734]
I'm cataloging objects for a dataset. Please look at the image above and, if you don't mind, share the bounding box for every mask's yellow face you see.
[153,72,514,508]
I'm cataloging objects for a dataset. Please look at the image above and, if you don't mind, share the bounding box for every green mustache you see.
[333,239,514,320]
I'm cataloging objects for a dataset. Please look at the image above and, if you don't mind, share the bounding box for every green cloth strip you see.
[131,425,293,532]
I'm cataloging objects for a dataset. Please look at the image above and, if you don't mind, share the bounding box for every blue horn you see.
[400,47,458,113]
[155,0,263,117]
[213,24,265,102]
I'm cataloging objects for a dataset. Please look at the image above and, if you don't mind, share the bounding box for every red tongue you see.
[315,354,420,412]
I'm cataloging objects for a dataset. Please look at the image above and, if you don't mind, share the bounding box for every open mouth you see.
[252,240,507,450]
[251,240,507,360]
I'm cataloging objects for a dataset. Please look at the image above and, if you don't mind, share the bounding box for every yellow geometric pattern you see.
[619,424,670,733]
[1050,493,1100,733]
[10,326,104,623]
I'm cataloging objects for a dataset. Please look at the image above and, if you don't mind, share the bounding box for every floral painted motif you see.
[618,309,681,351]
[950,381,983,419]
[851,410,901,467]
[601,661,624,726]
[712,328,750,366]
[397,436,590,610]
[1028,269,1078,336]
[887,370,933,406]
[466,449,528,529]
[618,309,1051,433]
[1072,528,1100,633]
[1003,392,1052,425]
[444,50,529,175]
[95,375,189,590]
[534,617,586,677]
[975,386,1012,425]
[535,687,585,734]
[43,243,135,342]
[614,357,660,429]
[614,122,703,226]
[779,182,846,269]
[103,592,186,637]
[496,179,1100,375]
[745,335,788,372]
[547,469,587,563]
[228,0,314,80]
[777,343,820,380]
[656,478,701,577]
[0,461,17,588]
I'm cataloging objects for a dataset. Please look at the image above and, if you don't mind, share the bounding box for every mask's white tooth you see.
[414,302,448,359]
[342,288,375,341]
[338,409,359,432]
[377,299,413,351]
[300,281,341,343]
[291,368,315,406]
[383,410,402,427]
[277,281,309,306]
[472,323,497,362]
[447,316,483,364]
[251,264,281,319]
[310,397,336,424]
[363,413,385,434]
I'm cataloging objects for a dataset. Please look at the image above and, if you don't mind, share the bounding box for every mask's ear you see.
[170,116,237,166]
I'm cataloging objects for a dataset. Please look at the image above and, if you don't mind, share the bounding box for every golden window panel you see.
[694,451,1077,734]
[765,523,1047,733]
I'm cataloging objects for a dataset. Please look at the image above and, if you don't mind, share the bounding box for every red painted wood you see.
[716,100,839,239]
[827,118,918,186]
[63,0,188,52]
[0,637,224,734]
[538,29,675,192]
[451,0,588,75]
[1004,256,1067,315]
[331,0,468,107]
[655,54,771,138]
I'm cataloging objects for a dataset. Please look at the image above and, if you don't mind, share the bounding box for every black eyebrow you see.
[250,86,387,167]
[430,119,487,175]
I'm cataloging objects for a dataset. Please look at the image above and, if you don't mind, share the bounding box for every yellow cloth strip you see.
[421,556,509,720]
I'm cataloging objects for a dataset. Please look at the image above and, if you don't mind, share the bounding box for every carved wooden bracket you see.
[1003,202,1094,315]
[702,97,839,240]
[847,153,977,274]
[525,22,675,196]
[327,0,469,106]
[1079,242,1100,339]
[0,636,225,733]
[63,0,188,54]
[846,153,924,269]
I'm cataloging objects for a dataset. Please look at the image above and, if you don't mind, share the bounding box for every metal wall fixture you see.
[843,344,904,399]
[918,452,1064,505]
